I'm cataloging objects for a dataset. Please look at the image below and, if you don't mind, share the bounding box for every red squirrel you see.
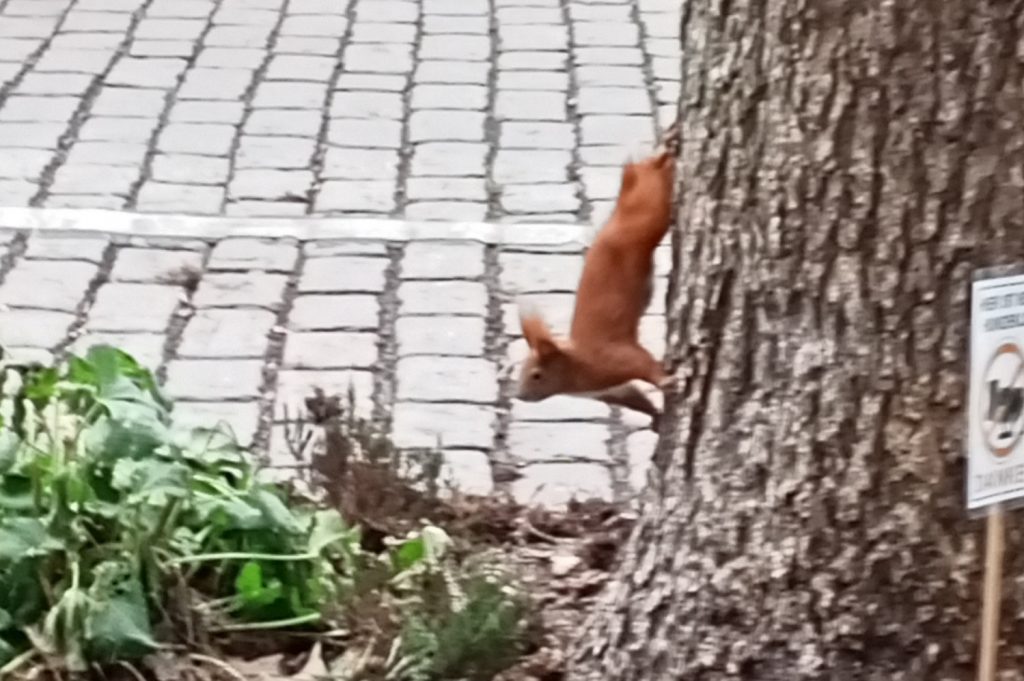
[515,147,676,428]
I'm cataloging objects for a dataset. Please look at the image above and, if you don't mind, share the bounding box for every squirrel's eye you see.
[531,370,542,380]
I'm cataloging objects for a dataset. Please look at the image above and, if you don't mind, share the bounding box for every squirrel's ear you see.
[519,311,559,359]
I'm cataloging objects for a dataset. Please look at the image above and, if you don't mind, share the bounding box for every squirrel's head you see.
[515,311,573,402]
[615,149,675,223]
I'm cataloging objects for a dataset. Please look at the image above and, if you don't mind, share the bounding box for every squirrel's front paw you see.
[657,374,678,392]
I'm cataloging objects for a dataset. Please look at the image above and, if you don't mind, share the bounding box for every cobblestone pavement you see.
[0,0,679,223]
[0,215,670,506]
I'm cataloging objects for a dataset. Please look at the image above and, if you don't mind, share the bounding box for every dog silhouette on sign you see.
[988,378,1024,440]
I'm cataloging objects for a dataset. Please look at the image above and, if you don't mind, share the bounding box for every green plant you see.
[383,528,530,681]
[0,344,535,681]
[0,345,360,673]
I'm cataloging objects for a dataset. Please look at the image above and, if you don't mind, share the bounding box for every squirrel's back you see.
[569,151,675,344]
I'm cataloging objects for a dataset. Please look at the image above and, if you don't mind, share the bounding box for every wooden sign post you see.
[969,268,1024,681]
[977,504,1004,681]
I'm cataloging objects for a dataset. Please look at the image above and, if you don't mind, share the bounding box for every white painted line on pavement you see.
[0,207,597,246]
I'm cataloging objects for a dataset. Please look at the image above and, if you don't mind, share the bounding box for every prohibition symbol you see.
[981,341,1024,458]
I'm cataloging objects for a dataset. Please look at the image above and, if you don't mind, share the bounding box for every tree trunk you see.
[568,0,1024,679]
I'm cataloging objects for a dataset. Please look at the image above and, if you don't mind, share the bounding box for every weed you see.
[0,343,533,680]
[0,344,360,673]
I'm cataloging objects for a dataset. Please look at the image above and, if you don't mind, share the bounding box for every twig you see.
[188,653,249,681]
[521,518,563,544]
[115,660,148,681]
[0,648,39,676]
[205,612,321,632]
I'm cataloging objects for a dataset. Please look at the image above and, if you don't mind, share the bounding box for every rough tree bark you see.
[567,0,1024,679]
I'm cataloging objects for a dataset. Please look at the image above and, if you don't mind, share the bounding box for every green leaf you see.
[307,509,355,555]
[85,575,157,662]
[0,518,64,562]
[234,561,283,609]
[85,415,167,464]
[111,459,189,505]
[0,635,16,668]
[0,559,48,626]
[0,475,34,512]
[85,345,168,410]
[252,488,301,534]
[21,367,58,404]
[392,525,451,574]
[0,431,18,475]
[393,537,426,573]
[174,425,247,476]
[197,496,264,531]
[235,561,263,595]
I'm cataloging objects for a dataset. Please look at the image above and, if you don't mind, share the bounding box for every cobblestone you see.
[409,142,487,177]
[136,183,226,214]
[87,283,182,332]
[401,241,485,279]
[169,101,246,124]
[440,451,493,496]
[164,359,264,400]
[0,260,96,312]
[78,117,161,143]
[230,169,315,201]
[316,180,397,213]
[392,402,495,449]
[0,122,65,148]
[408,110,486,142]
[237,137,318,170]
[0,150,52,180]
[328,119,403,148]
[415,60,489,84]
[300,255,388,293]
[0,309,75,348]
[158,123,237,156]
[178,308,278,358]
[0,96,79,122]
[24,235,109,263]
[406,177,487,202]
[173,401,261,447]
[396,316,485,356]
[398,281,488,315]
[500,183,579,214]
[0,0,682,505]
[330,92,404,119]
[495,90,567,121]
[208,238,299,272]
[283,331,378,369]
[151,155,231,185]
[290,294,380,331]
[322,148,399,180]
[405,201,487,221]
[193,272,289,309]
[50,165,138,196]
[411,84,488,110]
[500,121,575,149]
[396,356,497,402]
[493,149,570,183]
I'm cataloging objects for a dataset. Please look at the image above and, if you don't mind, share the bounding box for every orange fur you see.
[515,149,676,427]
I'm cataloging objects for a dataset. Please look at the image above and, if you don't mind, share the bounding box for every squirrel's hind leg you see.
[589,381,662,429]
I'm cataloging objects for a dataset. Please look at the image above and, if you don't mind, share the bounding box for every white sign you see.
[968,271,1024,509]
